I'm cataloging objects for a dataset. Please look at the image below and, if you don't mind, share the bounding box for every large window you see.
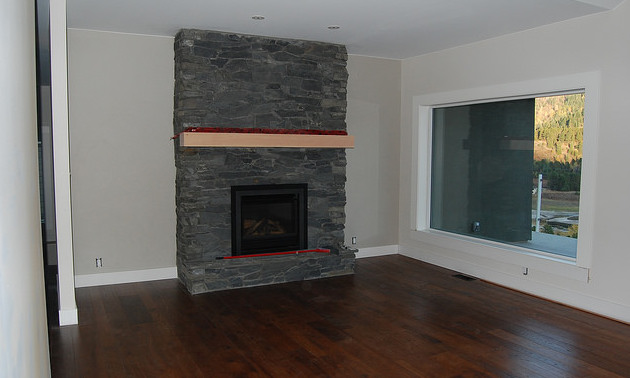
[430,94,583,259]
[414,72,599,269]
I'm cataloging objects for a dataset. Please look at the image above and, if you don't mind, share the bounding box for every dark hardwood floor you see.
[49,255,630,377]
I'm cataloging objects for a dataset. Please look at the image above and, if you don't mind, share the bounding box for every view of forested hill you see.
[534,94,584,162]
[533,93,584,192]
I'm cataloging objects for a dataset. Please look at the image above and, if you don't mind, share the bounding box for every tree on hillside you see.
[533,159,582,192]
[534,94,584,166]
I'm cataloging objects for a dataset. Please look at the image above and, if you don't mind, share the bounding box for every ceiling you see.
[66,0,624,59]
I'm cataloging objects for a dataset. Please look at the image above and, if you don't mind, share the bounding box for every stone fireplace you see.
[173,29,355,294]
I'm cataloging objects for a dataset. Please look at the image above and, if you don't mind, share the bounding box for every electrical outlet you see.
[351,236,357,245]
[471,221,481,233]
[96,258,103,268]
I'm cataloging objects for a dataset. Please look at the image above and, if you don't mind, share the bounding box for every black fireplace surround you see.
[231,184,308,256]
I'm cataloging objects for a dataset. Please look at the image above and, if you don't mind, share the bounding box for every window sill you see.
[410,228,589,283]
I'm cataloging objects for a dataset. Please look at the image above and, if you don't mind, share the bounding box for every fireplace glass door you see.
[231,184,307,256]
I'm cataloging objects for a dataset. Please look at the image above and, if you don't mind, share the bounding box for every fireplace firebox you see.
[231,184,308,256]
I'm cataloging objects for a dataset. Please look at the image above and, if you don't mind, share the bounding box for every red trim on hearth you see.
[219,248,331,260]
[172,127,347,140]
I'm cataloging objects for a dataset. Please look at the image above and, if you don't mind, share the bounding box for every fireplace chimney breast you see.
[173,30,355,294]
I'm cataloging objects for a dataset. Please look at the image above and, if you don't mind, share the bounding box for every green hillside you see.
[533,94,584,192]
[534,94,584,163]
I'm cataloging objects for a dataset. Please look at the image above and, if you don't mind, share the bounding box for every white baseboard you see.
[58,307,78,326]
[355,244,399,259]
[75,266,178,288]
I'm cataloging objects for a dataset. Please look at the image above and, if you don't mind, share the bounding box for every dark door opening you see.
[36,0,59,326]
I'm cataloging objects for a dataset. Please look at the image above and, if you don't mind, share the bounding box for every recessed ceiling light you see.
[251,15,265,20]
[327,25,341,30]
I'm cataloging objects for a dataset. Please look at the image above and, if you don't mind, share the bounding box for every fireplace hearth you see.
[232,184,307,256]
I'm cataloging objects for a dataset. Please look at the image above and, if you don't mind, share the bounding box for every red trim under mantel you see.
[172,127,347,140]
[216,248,331,260]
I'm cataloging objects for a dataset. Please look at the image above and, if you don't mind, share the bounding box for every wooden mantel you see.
[179,131,354,149]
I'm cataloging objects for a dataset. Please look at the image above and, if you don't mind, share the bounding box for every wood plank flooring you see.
[48,255,630,377]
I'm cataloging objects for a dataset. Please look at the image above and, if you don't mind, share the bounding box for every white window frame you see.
[411,72,599,276]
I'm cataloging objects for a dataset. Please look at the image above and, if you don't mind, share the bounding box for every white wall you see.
[399,1,630,322]
[67,30,176,277]
[0,0,51,375]
[346,55,401,253]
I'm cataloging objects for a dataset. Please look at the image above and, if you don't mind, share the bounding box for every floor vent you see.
[453,274,477,281]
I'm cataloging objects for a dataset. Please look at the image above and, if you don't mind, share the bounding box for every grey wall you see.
[65,29,401,281]
[68,29,176,275]
[345,55,401,250]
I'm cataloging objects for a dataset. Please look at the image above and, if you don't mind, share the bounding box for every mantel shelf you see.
[179,132,354,149]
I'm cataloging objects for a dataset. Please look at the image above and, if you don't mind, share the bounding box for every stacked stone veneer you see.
[173,29,355,294]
